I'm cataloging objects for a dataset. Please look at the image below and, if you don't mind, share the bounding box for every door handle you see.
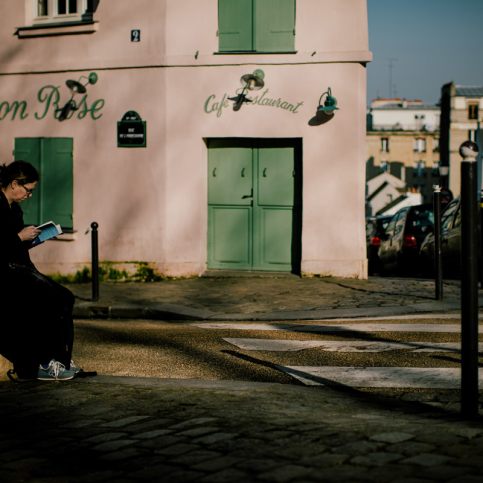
[263,168,267,177]
[213,168,216,177]
[241,188,253,204]
[241,168,245,177]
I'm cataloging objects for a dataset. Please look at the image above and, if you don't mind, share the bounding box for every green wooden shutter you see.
[218,0,253,51]
[14,138,73,229]
[14,138,41,226]
[254,0,295,52]
[41,138,74,229]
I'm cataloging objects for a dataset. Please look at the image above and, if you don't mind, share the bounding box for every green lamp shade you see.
[317,96,339,114]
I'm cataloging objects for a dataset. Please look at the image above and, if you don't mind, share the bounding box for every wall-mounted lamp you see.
[317,87,339,116]
[228,70,265,111]
[57,72,98,121]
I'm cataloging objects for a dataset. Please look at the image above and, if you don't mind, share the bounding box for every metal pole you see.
[481,206,483,289]
[91,222,99,302]
[460,141,480,420]
[433,185,443,300]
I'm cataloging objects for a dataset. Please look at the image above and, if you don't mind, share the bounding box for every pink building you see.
[0,0,371,279]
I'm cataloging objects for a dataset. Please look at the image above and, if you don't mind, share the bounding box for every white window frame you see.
[413,138,426,153]
[381,138,389,153]
[32,0,92,25]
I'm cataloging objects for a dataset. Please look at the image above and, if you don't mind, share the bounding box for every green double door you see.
[208,139,301,272]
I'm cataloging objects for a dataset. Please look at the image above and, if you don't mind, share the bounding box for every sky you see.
[366,0,483,106]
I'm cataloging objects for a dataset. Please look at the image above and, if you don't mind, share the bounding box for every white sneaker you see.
[37,360,76,381]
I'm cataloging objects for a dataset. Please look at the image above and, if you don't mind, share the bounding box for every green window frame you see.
[218,0,295,53]
[14,137,74,230]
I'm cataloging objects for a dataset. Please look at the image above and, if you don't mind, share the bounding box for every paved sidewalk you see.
[1,376,483,483]
[70,273,477,321]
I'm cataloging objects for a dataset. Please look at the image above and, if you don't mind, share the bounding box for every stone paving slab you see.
[1,376,483,482]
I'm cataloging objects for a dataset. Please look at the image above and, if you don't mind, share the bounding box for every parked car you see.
[378,204,434,275]
[365,215,393,275]
[419,197,480,278]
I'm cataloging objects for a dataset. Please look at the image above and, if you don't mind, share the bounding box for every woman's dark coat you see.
[0,191,75,377]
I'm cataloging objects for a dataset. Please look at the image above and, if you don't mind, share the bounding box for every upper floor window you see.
[468,103,479,120]
[413,138,426,153]
[33,0,94,24]
[381,138,389,153]
[218,0,295,53]
[433,138,439,152]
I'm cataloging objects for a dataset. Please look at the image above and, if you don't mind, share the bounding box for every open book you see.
[30,221,63,248]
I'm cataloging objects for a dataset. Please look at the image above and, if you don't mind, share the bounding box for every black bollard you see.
[481,206,483,289]
[91,222,99,302]
[460,141,480,420]
[433,186,443,300]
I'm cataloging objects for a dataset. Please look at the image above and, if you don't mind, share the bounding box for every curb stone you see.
[73,298,471,321]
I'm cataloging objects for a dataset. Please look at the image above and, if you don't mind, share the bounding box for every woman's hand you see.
[18,226,41,242]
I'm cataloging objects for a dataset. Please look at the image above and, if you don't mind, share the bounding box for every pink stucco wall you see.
[0,0,371,278]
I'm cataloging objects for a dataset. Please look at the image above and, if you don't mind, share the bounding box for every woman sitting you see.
[0,160,81,381]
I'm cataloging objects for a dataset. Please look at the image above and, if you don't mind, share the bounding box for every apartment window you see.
[218,0,295,52]
[381,138,389,153]
[468,103,479,120]
[433,138,439,152]
[432,162,440,176]
[413,161,426,178]
[14,138,73,230]
[413,138,426,153]
[380,160,388,172]
[33,0,94,24]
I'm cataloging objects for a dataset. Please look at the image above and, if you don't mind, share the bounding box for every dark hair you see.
[0,160,39,189]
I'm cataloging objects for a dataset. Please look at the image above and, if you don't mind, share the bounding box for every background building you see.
[366,98,441,213]
[440,83,483,196]
[0,0,371,279]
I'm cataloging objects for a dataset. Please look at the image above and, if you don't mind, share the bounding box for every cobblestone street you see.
[1,376,483,483]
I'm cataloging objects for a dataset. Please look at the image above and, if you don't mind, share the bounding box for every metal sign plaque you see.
[117,111,146,148]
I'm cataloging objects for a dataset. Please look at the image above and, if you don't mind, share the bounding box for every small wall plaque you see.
[131,30,140,42]
[117,111,146,148]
